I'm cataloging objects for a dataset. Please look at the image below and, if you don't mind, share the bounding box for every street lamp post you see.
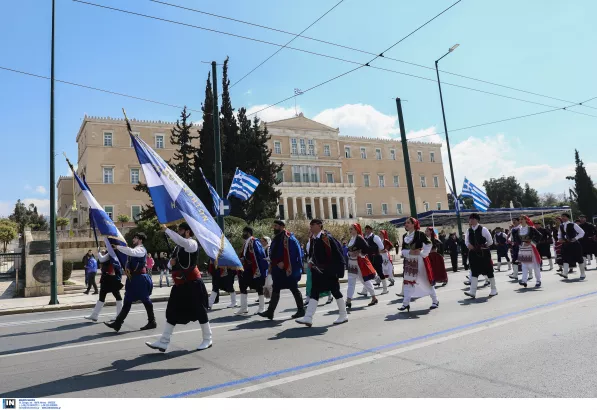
[435,44,463,239]
[49,0,58,305]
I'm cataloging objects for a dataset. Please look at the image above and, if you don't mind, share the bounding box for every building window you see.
[324,144,331,157]
[103,132,113,147]
[274,141,281,154]
[104,206,114,220]
[130,168,140,185]
[420,176,427,188]
[347,174,354,184]
[155,134,164,149]
[310,168,318,183]
[376,148,382,160]
[364,174,370,187]
[103,167,114,184]
[381,203,388,215]
[436,202,442,211]
[378,175,385,188]
[293,166,301,182]
[276,170,284,183]
[308,139,315,156]
[393,175,400,187]
[424,202,430,212]
[433,175,439,188]
[291,138,298,155]
[299,139,307,155]
[345,146,351,158]
[302,168,310,183]
[430,152,436,162]
[417,151,423,162]
[366,203,373,216]
[396,203,403,215]
[390,149,396,160]
[360,147,367,159]
[130,132,139,147]
[131,205,141,221]
[326,172,334,183]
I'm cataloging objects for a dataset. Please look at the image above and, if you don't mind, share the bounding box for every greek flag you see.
[64,157,127,272]
[227,168,260,201]
[126,119,241,268]
[445,178,462,213]
[461,177,491,212]
[199,167,221,216]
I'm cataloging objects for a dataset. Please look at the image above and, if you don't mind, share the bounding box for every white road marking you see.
[204,294,597,398]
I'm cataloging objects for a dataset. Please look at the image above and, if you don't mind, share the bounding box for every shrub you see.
[63,261,73,282]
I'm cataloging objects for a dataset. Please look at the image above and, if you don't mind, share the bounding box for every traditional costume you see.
[208,261,238,309]
[364,228,390,292]
[398,218,439,312]
[106,237,155,332]
[508,225,524,280]
[464,214,497,299]
[258,220,304,320]
[236,228,269,315]
[579,219,597,266]
[536,225,554,271]
[84,250,123,322]
[517,217,543,287]
[345,224,379,309]
[558,218,586,279]
[427,228,448,285]
[146,227,212,352]
[494,231,511,271]
[296,220,347,327]
[380,230,396,286]
[305,233,333,306]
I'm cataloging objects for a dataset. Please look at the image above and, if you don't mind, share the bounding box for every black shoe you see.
[368,298,378,307]
[92,291,98,295]
[519,281,527,288]
[140,321,157,331]
[258,311,274,320]
[398,305,410,312]
[83,291,90,295]
[105,321,122,332]
[535,282,542,288]
[291,309,305,319]
[346,300,352,309]
[388,280,395,287]
[430,301,439,310]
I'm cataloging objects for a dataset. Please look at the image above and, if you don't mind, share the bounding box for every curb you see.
[0,277,358,317]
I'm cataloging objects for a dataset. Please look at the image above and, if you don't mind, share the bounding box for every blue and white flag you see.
[127,122,241,268]
[199,167,221,216]
[461,177,491,212]
[445,177,462,213]
[227,168,260,201]
[65,158,127,272]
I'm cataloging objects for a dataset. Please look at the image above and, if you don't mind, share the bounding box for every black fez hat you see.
[243,226,254,235]
[310,219,323,226]
[179,222,194,236]
[562,213,571,219]
[469,213,481,221]
[273,219,286,227]
[134,232,147,242]
[365,225,373,229]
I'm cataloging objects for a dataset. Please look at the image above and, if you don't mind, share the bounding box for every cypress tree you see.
[193,72,216,213]
[566,150,597,217]
[167,106,198,187]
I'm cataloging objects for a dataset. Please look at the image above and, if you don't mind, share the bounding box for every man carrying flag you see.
[146,222,212,352]
[106,232,156,332]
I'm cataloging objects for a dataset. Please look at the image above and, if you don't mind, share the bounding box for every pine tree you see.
[566,150,597,217]
[167,106,198,187]
[521,183,540,207]
[193,72,216,212]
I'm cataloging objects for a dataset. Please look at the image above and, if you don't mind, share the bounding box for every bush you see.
[63,261,73,282]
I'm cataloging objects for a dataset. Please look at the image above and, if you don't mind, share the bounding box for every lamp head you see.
[449,44,460,52]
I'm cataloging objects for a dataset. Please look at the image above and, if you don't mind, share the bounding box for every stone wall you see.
[23,228,64,297]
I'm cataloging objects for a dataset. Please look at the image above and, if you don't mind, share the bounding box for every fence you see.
[0,252,24,278]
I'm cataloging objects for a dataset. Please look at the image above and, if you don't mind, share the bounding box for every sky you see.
[1,0,595,217]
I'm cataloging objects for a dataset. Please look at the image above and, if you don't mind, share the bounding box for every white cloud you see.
[35,186,47,195]
[22,199,51,216]
[246,105,301,122]
[313,104,399,138]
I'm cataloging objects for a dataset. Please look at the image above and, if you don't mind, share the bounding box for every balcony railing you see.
[278,182,355,188]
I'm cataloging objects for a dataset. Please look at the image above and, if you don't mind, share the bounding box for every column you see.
[301,196,307,218]
[283,196,289,220]
[319,197,325,219]
[327,197,333,220]
[336,197,342,219]
[352,196,357,217]
[292,196,297,219]
[310,197,316,218]
[276,198,281,217]
[344,196,350,219]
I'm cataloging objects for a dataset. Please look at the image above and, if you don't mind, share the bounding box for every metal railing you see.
[0,252,24,278]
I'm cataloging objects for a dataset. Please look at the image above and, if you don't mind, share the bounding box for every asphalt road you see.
[2,267,597,398]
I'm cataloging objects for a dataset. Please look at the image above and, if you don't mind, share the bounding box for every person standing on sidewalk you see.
[84,253,98,295]
[158,252,171,288]
[146,253,155,275]
[105,232,156,332]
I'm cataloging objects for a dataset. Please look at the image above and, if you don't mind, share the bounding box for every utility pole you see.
[211,61,225,231]
[49,0,58,305]
[396,98,418,218]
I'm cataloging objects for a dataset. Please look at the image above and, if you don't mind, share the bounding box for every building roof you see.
[265,113,339,132]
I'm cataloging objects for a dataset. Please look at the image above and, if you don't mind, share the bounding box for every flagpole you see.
[212,61,224,231]
[49,0,58,305]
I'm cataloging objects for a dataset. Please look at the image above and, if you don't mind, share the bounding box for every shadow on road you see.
[458,296,491,305]
[269,326,328,340]
[229,319,285,331]
[384,308,432,321]
[0,352,198,397]
[0,322,95,339]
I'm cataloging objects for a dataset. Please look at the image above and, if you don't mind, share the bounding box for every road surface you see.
[1,268,597,398]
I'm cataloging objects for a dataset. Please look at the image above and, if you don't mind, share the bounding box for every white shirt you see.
[305,231,323,256]
[401,231,432,258]
[558,221,585,240]
[465,224,493,247]
[165,229,198,253]
[116,244,147,257]
[365,233,384,251]
[98,253,110,263]
[242,237,252,258]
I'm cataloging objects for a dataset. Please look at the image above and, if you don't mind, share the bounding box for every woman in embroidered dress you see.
[345,224,378,309]
[379,230,395,287]
[426,227,448,286]
[398,217,438,312]
[518,215,543,288]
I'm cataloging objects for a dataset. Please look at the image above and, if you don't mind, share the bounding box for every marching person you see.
[535,222,554,271]
[398,217,439,312]
[84,248,123,322]
[258,220,305,320]
[380,230,396,286]
[105,232,156,332]
[345,223,379,310]
[554,217,565,272]
[146,223,212,352]
[578,215,597,267]
[426,227,448,286]
[517,216,543,288]
[494,227,511,272]
[508,218,525,280]
[208,260,238,310]
[296,219,347,327]
[364,226,389,292]
[304,232,334,306]
[558,213,586,279]
[235,227,269,315]
[255,237,272,304]
[464,213,497,299]
[445,233,459,273]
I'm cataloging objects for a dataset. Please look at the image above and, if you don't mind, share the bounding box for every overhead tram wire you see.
[72,1,596,119]
[229,0,345,90]
[151,0,597,111]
